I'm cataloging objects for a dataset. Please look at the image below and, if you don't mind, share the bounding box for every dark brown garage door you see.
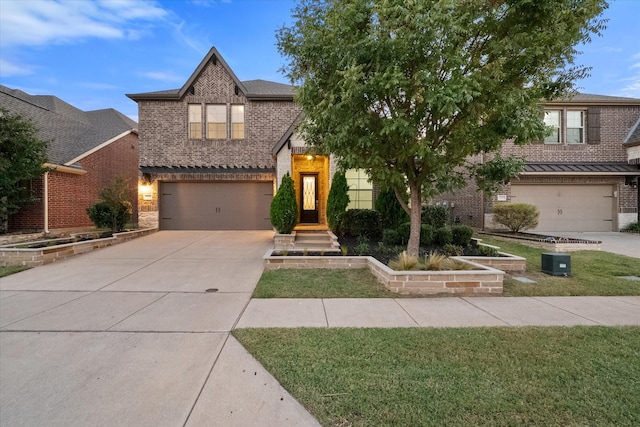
[159,182,273,230]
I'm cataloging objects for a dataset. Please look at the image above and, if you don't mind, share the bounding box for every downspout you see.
[43,172,49,234]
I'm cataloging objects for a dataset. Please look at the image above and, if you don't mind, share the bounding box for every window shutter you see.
[587,107,601,144]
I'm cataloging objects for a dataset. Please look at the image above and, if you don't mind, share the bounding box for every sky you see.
[1,0,639,123]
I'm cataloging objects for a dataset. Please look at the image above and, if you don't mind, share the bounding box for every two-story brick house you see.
[128,46,363,230]
[436,94,640,232]
[1,85,139,233]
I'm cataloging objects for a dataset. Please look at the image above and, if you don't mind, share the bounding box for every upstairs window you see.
[543,110,561,144]
[231,105,245,139]
[188,104,202,139]
[207,104,227,139]
[566,111,584,144]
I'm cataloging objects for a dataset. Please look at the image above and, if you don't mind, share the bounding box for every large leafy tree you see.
[278,0,607,256]
[0,108,49,231]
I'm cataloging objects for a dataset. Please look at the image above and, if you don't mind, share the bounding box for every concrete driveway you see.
[536,231,640,259]
[0,231,320,427]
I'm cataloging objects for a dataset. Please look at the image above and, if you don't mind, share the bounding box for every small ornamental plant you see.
[270,172,298,234]
[492,203,539,233]
[326,171,350,232]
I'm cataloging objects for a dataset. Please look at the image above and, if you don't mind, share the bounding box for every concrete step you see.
[293,231,340,252]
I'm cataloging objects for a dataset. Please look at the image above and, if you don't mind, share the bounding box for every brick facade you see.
[434,103,640,230]
[8,133,139,231]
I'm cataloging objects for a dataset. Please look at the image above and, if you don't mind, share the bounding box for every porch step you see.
[293,231,340,252]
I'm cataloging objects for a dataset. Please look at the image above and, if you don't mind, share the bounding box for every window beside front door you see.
[345,169,373,209]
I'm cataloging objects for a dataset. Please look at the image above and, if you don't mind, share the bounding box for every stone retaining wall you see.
[264,250,504,296]
[0,228,157,267]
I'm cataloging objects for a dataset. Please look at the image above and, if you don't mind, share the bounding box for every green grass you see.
[253,269,395,298]
[234,326,640,427]
[0,265,29,277]
[479,237,640,296]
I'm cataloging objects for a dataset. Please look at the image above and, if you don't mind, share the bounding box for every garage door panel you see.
[159,182,273,230]
[510,185,614,232]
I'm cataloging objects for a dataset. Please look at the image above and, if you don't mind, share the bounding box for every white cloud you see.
[0,58,35,77]
[0,0,168,48]
[139,71,184,83]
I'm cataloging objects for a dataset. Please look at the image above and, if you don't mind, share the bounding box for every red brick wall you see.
[7,176,45,231]
[8,132,139,231]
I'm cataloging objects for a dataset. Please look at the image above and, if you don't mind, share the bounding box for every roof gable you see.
[126,46,294,102]
[0,85,137,166]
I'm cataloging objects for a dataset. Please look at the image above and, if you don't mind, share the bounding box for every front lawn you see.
[234,326,640,427]
[479,237,640,296]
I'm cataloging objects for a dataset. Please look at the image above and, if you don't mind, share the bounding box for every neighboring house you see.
[127,47,371,231]
[436,94,640,232]
[0,85,139,233]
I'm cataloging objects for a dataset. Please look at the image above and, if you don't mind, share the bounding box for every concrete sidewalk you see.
[237,296,640,329]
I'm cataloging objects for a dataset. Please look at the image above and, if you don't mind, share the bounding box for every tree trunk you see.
[406,180,422,257]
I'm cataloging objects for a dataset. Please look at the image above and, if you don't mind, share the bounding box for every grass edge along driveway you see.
[234,326,640,427]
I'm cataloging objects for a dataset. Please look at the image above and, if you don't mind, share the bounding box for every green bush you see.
[624,221,640,232]
[422,205,450,228]
[382,228,402,246]
[86,201,131,231]
[478,245,500,257]
[270,173,298,234]
[327,171,350,232]
[375,188,409,230]
[451,225,473,247]
[433,227,453,246]
[420,224,434,247]
[397,222,411,245]
[441,244,463,256]
[492,203,539,233]
[340,209,382,240]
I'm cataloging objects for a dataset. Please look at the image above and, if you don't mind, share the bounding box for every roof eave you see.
[246,94,294,101]
[545,99,640,107]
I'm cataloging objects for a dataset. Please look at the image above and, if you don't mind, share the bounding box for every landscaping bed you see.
[0,228,157,267]
[479,230,602,251]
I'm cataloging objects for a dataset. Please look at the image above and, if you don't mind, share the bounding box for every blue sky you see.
[1,0,638,122]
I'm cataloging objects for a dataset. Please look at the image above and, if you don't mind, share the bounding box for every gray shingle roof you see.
[548,92,640,105]
[523,163,639,174]
[0,85,137,166]
[242,79,294,97]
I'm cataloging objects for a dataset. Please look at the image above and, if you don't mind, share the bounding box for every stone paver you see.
[237,299,327,328]
[323,298,418,327]
[186,336,321,427]
[3,292,165,331]
[537,296,640,325]
[462,297,599,326]
[0,291,90,328]
[396,298,509,327]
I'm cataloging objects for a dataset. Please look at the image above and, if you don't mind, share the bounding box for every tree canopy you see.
[0,108,49,230]
[277,0,608,256]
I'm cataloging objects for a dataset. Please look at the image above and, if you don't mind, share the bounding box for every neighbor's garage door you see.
[159,182,273,230]
[510,185,615,232]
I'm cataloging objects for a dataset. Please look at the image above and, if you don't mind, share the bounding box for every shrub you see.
[86,176,133,232]
[382,228,402,246]
[420,224,434,247]
[478,245,500,257]
[326,171,350,232]
[624,221,640,232]
[492,203,539,233]
[87,201,131,231]
[375,188,409,229]
[451,225,473,247]
[442,244,463,256]
[433,227,453,246]
[340,209,382,240]
[270,173,298,234]
[422,205,450,228]
[397,222,411,244]
[388,251,420,271]
[422,251,448,271]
